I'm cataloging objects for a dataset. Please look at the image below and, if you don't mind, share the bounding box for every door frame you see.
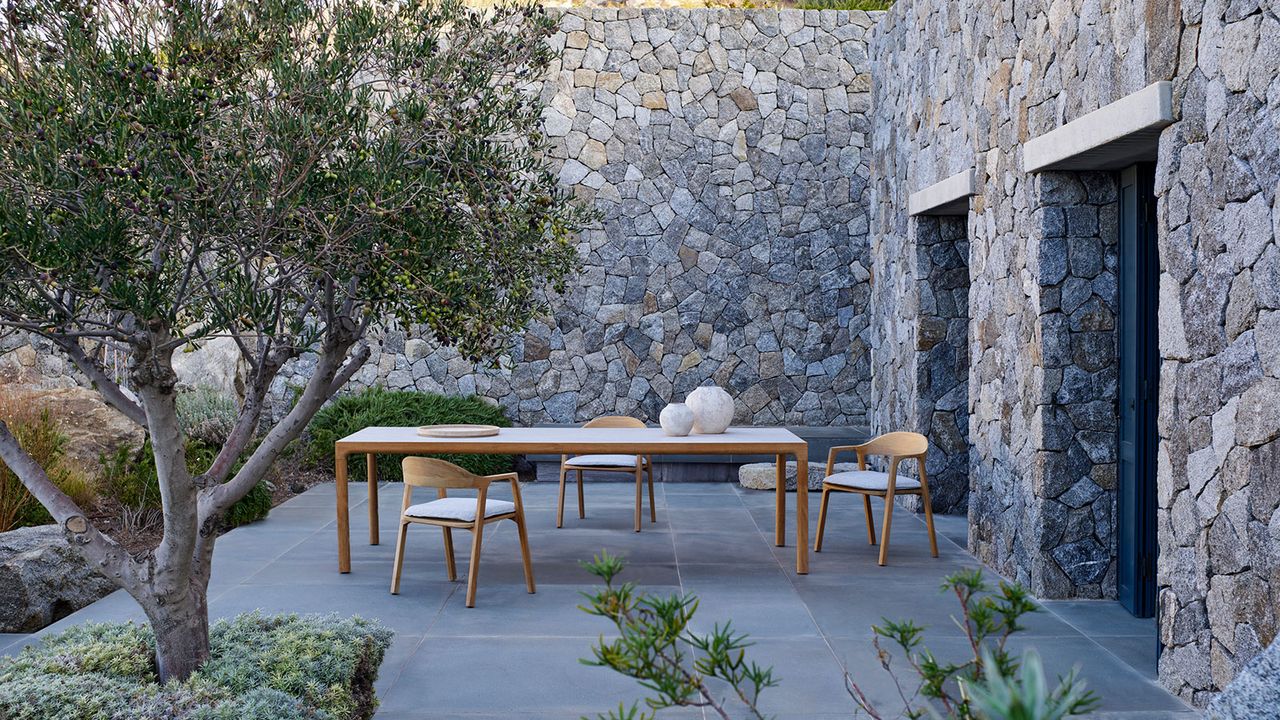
[1116,163,1159,619]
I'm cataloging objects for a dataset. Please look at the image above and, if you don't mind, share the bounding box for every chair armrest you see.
[490,472,525,510]
[825,444,866,470]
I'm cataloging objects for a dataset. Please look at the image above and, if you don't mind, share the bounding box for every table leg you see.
[795,448,809,574]
[774,454,786,547]
[367,453,379,545]
[336,450,351,573]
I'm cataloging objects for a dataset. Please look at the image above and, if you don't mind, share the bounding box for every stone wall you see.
[265,8,880,428]
[914,215,970,513]
[1153,0,1280,704]
[1031,171,1120,597]
[865,0,976,515]
[871,0,1280,705]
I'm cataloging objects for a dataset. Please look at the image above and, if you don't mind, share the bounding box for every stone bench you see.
[738,462,858,491]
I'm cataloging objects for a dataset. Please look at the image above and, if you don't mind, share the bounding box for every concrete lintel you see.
[908,169,976,216]
[1024,81,1173,172]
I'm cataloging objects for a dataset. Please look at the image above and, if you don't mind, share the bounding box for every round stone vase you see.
[659,402,694,437]
[685,386,734,434]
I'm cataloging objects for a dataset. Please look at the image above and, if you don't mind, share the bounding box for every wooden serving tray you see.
[416,424,501,438]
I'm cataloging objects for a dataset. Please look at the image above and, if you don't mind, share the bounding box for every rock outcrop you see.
[172,335,249,399]
[0,525,117,633]
[0,386,145,467]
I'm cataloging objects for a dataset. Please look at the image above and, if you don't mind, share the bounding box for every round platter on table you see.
[416,424,501,438]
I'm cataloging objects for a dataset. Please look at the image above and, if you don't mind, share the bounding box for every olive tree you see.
[0,0,587,681]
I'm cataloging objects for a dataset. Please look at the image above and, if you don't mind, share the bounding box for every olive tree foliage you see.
[0,0,587,680]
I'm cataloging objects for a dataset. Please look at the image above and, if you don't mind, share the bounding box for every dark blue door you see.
[1117,164,1158,618]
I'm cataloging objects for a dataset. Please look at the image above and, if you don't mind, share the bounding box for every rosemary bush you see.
[579,551,777,720]
[176,387,241,447]
[846,569,1098,720]
[0,613,393,720]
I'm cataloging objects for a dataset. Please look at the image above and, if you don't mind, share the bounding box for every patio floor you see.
[2,481,1194,719]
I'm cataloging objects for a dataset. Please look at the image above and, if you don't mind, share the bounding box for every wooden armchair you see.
[558,415,655,532]
[813,431,939,566]
[391,457,534,608]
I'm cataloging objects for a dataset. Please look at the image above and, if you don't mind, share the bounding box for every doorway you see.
[1116,163,1158,618]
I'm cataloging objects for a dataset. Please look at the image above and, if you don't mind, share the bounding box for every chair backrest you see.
[401,457,488,490]
[583,415,645,429]
[860,431,928,458]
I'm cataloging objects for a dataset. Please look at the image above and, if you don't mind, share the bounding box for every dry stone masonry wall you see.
[266,8,879,428]
[1033,171,1120,597]
[1153,0,1280,705]
[872,0,1280,705]
[865,0,976,516]
[913,215,970,513]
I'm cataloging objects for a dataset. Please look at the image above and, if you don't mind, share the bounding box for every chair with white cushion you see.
[391,457,534,607]
[813,431,938,566]
[558,415,655,532]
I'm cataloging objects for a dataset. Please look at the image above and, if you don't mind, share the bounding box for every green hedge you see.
[0,613,393,720]
[306,387,514,481]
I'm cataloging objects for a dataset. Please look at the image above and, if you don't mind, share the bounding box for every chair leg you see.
[515,516,536,594]
[633,466,643,532]
[465,520,485,608]
[814,488,831,552]
[863,495,876,545]
[647,464,657,523]
[576,469,585,519]
[877,491,895,566]
[390,521,408,595]
[556,463,568,528]
[922,495,939,558]
[442,527,457,581]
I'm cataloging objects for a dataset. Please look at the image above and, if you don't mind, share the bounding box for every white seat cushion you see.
[565,454,642,467]
[404,497,515,522]
[824,470,922,492]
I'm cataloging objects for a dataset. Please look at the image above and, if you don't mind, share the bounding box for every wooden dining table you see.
[333,426,812,574]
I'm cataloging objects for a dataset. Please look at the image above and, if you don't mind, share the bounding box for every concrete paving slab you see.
[4,481,1187,719]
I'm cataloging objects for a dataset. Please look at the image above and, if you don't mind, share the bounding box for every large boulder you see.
[172,335,249,399]
[0,525,117,632]
[738,461,859,491]
[0,386,145,467]
[1208,638,1280,719]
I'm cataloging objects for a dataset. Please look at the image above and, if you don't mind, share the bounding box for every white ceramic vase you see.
[685,386,734,434]
[659,402,694,437]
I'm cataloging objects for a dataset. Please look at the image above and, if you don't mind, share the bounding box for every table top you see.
[335,426,807,455]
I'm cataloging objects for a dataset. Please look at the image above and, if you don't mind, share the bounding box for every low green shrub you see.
[0,613,393,720]
[224,477,274,526]
[845,569,1098,720]
[99,438,271,529]
[306,387,514,481]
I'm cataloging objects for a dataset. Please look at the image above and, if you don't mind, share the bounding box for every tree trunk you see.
[145,588,211,682]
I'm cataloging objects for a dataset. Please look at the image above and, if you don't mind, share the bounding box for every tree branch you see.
[328,340,370,395]
[198,341,294,488]
[50,335,148,428]
[200,329,359,520]
[0,420,141,591]
[132,337,198,592]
